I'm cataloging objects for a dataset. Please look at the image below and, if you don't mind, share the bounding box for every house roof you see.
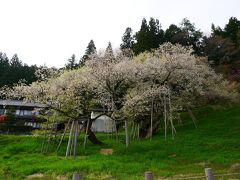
[0,99,46,108]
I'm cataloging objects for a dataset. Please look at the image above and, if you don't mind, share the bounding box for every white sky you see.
[0,0,239,68]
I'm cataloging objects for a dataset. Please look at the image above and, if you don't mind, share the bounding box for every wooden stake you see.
[83,119,90,150]
[56,119,71,153]
[73,121,78,157]
[163,94,167,140]
[168,89,175,140]
[72,173,82,180]
[144,171,153,180]
[66,120,74,157]
[41,117,49,153]
[137,123,140,140]
[150,97,154,141]
[125,120,129,147]
[187,107,197,128]
[114,120,118,143]
[205,168,214,180]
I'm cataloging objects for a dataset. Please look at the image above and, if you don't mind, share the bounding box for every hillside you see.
[0,105,239,179]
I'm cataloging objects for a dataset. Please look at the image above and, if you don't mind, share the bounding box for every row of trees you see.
[2,17,239,88]
[65,41,114,70]
[121,18,203,56]
[66,17,240,80]
[0,53,37,88]
[120,17,240,81]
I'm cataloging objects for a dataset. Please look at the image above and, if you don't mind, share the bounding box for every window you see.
[24,110,33,116]
[16,110,20,115]
[17,110,33,116]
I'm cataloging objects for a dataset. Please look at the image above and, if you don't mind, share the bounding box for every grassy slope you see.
[0,105,239,179]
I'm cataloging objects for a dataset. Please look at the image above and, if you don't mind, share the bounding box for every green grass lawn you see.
[0,105,240,179]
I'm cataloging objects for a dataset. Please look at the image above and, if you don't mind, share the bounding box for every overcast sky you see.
[0,0,239,68]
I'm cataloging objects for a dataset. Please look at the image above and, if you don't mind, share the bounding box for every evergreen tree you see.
[10,54,22,68]
[105,42,113,56]
[133,18,164,55]
[85,40,97,55]
[104,42,115,61]
[0,53,37,88]
[80,40,97,66]
[133,18,150,55]
[164,24,181,42]
[120,27,134,50]
[65,54,78,70]
[148,18,164,48]
[164,18,203,55]
[212,17,240,47]
[205,17,240,69]
[0,53,10,87]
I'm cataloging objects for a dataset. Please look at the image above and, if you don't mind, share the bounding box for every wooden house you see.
[0,99,46,129]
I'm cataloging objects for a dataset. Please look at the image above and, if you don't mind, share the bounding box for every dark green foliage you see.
[120,27,134,50]
[132,18,149,55]
[165,18,203,55]
[65,54,78,70]
[204,17,240,81]
[212,17,240,47]
[164,24,181,42]
[133,18,164,55]
[132,18,203,55]
[0,53,37,88]
[80,40,97,66]
[208,17,240,66]
[203,35,240,65]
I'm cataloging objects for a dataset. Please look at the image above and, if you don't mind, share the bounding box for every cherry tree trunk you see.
[138,117,160,138]
[83,119,103,145]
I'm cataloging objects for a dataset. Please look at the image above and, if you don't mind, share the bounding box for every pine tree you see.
[104,42,115,61]
[133,18,164,55]
[0,52,10,87]
[80,40,97,66]
[65,54,78,70]
[105,42,113,56]
[85,40,97,55]
[212,17,240,47]
[120,27,134,50]
[133,18,149,55]
[164,18,203,55]
[148,18,164,49]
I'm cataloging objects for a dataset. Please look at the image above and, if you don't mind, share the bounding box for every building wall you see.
[91,112,116,133]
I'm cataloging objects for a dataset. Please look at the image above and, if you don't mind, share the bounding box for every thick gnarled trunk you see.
[83,119,103,145]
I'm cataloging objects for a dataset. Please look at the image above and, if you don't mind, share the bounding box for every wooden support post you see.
[65,121,74,157]
[74,121,78,157]
[163,94,167,140]
[83,118,90,150]
[72,173,82,180]
[114,120,118,143]
[41,117,49,153]
[150,97,154,141]
[205,168,214,180]
[56,119,70,153]
[144,171,153,180]
[187,107,197,128]
[125,120,129,148]
[137,123,140,140]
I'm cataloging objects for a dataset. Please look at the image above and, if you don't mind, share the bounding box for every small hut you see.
[91,111,116,133]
